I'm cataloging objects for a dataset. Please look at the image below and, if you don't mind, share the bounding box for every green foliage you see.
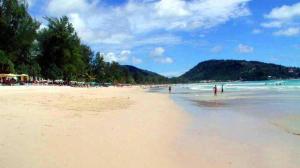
[28,61,41,78]
[80,44,93,73]
[37,16,85,81]
[91,53,169,84]
[108,62,125,84]
[46,64,63,80]
[93,52,107,82]
[0,50,14,73]
[0,0,40,69]
[0,1,170,84]
[180,60,300,82]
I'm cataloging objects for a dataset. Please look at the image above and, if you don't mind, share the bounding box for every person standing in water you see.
[213,85,217,96]
[168,85,172,94]
[221,84,224,93]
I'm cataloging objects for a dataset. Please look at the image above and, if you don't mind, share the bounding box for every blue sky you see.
[28,0,300,76]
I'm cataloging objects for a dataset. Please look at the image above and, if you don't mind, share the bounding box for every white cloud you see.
[210,45,223,53]
[151,47,165,57]
[132,56,143,65]
[252,29,262,34]
[103,50,131,63]
[42,0,251,49]
[119,50,132,62]
[124,0,251,32]
[154,0,190,18]
[150,47,174,64]
[102,50,143,65]
[273,27,300,37]
[132,35,182,47]
[161,71,184,77]
[47,0,96,16]
[37,23,47,31]
[102,52,118,63]
[27,0,36,7]
[265,2,300,20]
[236,44,254,54]
[158,57,174,64]
[261,21,283,28]
[262,2,300,36]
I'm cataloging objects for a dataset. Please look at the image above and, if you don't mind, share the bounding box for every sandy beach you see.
[0,86,188,168]
[1,85,300,168]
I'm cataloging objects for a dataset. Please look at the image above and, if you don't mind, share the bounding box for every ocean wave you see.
[182,80,300,91]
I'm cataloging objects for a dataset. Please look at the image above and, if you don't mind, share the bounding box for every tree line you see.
[0,0,169,84]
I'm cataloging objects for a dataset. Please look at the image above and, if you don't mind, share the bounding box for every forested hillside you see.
[180,60,300,81]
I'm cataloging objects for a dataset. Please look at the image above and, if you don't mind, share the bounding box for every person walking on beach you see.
[168,85,172,94]
[221,84,224,93]
[213,85,217,96]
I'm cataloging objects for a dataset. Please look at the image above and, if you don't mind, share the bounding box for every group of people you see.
[167,84,224,96]
[213,84,224,96]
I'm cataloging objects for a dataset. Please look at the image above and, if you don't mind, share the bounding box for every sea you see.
[151,79,300,167]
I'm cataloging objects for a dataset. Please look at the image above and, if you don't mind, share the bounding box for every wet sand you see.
[171,88,300,168]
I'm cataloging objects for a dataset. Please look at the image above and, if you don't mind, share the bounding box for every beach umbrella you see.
[20,74,29,77]
[7,74,17,77]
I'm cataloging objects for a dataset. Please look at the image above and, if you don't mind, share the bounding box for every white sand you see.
[0,86,188,168]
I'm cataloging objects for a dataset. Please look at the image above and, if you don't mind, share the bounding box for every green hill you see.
[180,60,300,81]
[121,65,169,84]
